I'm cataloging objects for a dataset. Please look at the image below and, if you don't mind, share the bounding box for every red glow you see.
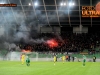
[47,39,58,48]
[22,49,31,53]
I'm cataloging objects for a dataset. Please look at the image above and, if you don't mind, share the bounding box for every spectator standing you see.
[93,56,96,62]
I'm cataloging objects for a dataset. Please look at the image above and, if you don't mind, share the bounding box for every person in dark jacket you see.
[72,56,75,62]
[93,56,96,62]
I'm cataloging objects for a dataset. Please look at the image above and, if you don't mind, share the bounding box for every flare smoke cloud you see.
[0,0,68,50]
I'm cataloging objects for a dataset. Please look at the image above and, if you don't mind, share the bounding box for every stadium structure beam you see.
[54,0,61,27]
[8,0,18,25]
[19,0,26,19]
[31,0,41,32]
[78,0,81,27]
[43,0,51,27]
[67,0,71,27]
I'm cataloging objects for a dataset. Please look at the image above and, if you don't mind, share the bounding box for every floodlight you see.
[60,2,67,6]
[64,3,66,6]
[69,2,75,6]
[60,3,63,6]
[72,3,75,5]
[34,2,38,6]
[28,3,31,6]
[69,2,72,6]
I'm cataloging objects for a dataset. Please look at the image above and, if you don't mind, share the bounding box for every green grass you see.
[0,61,100,75]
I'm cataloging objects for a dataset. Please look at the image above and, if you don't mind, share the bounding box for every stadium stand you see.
[18,32,100,53]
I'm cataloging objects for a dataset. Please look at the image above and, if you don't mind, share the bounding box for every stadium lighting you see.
[69,3,72,6]
[34,2,38,6]
[64,3,66,6]
[28,3,31,6]
[60,3,63,6]
[69,2,75,6]
[72,3,75,5]
[60,2,67,6]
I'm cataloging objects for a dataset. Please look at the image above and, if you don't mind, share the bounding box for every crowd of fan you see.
[22,32,100,53]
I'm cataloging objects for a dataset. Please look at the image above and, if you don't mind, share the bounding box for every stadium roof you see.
[0,0,100,27]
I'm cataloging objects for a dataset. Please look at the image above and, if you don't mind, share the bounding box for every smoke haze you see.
[0,0,67,50]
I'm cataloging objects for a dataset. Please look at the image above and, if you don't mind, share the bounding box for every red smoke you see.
[46,39,58,48]
[22,49,31,53]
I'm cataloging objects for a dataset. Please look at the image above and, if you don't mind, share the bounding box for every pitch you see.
[0,61,100,75]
